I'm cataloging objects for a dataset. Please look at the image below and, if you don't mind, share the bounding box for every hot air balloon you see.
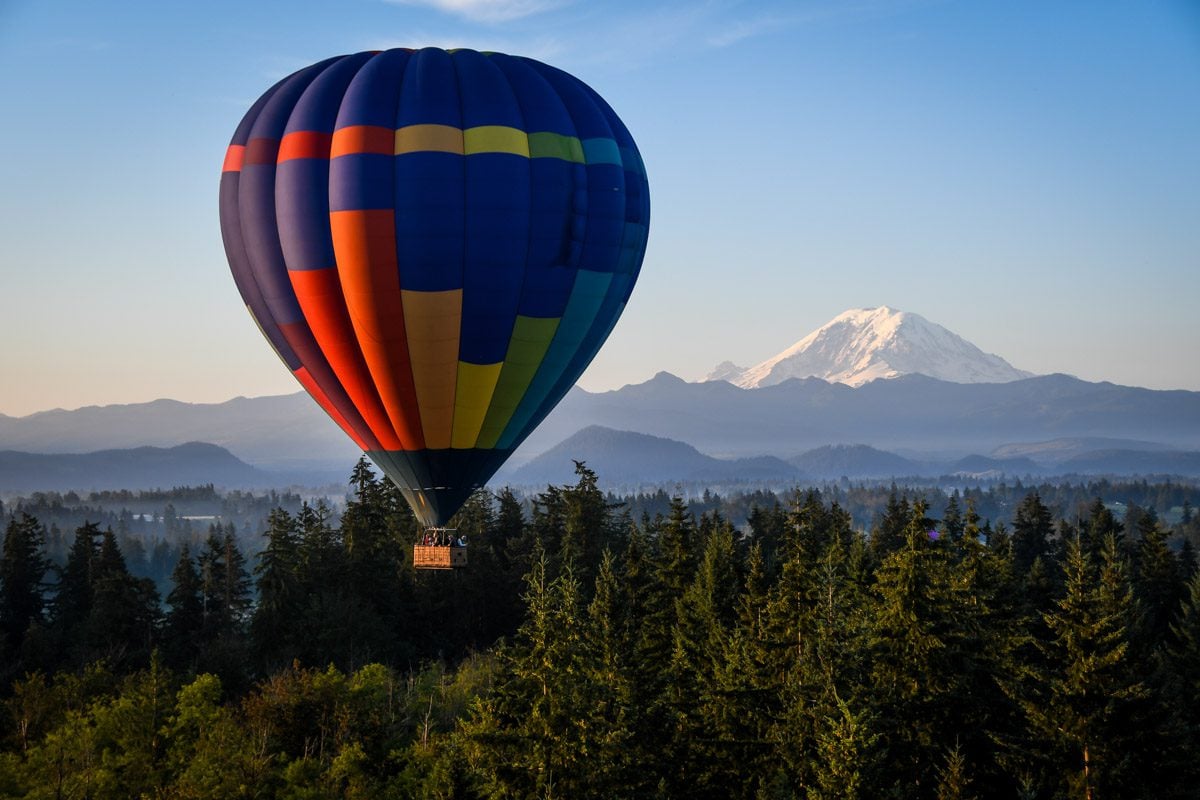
[219,48,649,562]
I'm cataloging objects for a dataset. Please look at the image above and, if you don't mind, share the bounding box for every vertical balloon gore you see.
[220,48,650,527]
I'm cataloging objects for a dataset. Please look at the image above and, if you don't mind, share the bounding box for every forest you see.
[0,460,1198,798]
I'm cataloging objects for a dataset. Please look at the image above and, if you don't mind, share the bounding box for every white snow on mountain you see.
[707,306,1033,389]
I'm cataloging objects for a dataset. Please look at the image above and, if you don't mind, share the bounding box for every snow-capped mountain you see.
[707,306,1033,388]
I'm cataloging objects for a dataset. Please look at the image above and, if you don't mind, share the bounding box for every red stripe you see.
[293,366,371,452]
[331,125,393,158]
[222,144,245,173]
[244,137,280,166]
[290,267,405,450]
[280,321,383,453]
[278,131,333,163]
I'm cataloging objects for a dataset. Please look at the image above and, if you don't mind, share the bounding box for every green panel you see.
[528,131,585,163]
[475,315,560,449]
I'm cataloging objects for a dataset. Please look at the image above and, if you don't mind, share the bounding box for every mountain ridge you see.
[0,442,276,492]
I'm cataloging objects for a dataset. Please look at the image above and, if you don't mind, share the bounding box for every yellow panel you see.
[451,361,504,449]
[395,124,464,155]
[402,289,462,449]
[463,126,530,157]
[475,316,560,449]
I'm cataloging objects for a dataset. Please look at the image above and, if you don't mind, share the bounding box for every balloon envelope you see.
[219,48,650,527]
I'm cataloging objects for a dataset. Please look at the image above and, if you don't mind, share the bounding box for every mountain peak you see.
[709,306,1032,388]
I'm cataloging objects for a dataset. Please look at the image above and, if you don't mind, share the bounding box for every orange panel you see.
[329,209,425,449]
[278,131,333,163]
[289,267,405,450]
[222,145,245,173]
[331,125,395,158]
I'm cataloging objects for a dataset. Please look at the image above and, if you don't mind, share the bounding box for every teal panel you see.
[496,269,612,449]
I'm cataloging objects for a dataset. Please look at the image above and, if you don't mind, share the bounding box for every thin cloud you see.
[707,12,797,48]
[385,0,570,23]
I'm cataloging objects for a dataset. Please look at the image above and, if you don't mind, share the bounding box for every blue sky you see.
[0,0,1197,416]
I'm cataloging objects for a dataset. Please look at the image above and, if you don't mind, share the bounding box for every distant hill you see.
[2,372,1198,482]
[949,454,1043,476]
[503,426,800,488]
[1057,449,1200,476]
[0,394,361,472]
[990,437,1178,464]
[789,444,922,479]
[0,442,275,492]
[519,371,1200,460]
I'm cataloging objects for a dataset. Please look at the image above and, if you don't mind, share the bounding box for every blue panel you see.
[395,51,464,292]
[492,54,581,319]
[455,49,524,128]
[457,51,529,366]
[277,159,335,269]
[336,49,410,129]
[491,53,577,135]
[394,152,465,291]
[285,52,373,134]
[238,59,342,328]
[276,56,372,275]
[220,170,302,370]
[330,154,396,211]
[397,48,460,126]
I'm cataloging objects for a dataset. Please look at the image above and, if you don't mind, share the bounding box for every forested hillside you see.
[0,461,1198,798]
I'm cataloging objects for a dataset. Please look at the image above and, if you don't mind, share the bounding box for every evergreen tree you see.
[1167,570,1200,758]
[52,521,103,629]
[1011,491,1053,575]
[0,514,50,654]
[560,461,618,588]
[162,545,203,667]
[942,490,965,543]
[867,500,1009,798]
[462,552,597,798]
[1083,498,1123,559]
[870,488,910,561]
[251,508,301,670]
[666,518,744,798]
[88,529,160,668]
[1134,519,1185,649]
[1021,534,1149,798]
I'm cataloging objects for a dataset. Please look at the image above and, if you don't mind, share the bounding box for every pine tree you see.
[252,508,301,670]
[52,521,102,628]
[942,491,965,543]
[461,552,597,798]
[88,528,160,668]
[0,513,50,653]
[163,545,203,667]
[1022,534,1149,798]
[870,488,910,561]
[1012,491,1054,575]
[220,531,252,631]
[1134,519,1185,650]
[1084,498,1123,559]
[560,461,617,588]
[666,518,744,798]
[1167,570,1200,753]
[867,499,1009,797]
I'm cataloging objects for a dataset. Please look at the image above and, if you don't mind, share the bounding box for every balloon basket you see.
[413,528,467,570]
